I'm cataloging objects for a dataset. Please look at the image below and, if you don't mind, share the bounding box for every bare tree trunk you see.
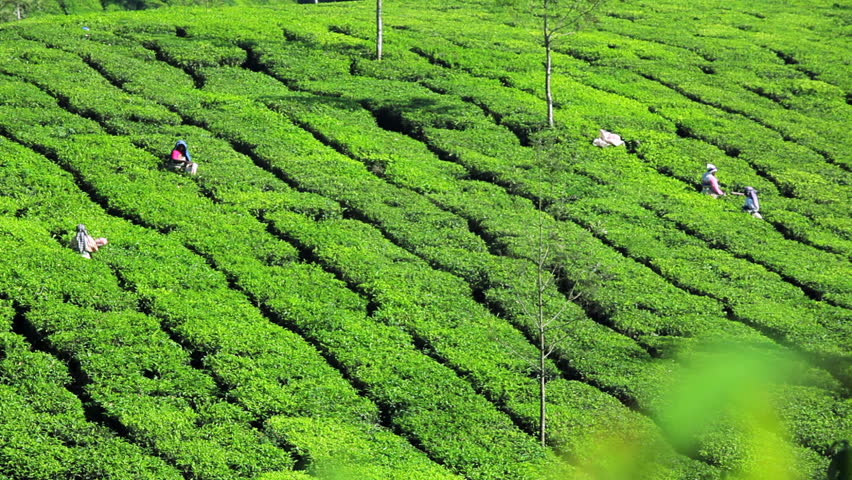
[545,42,553,128]
[15,3,23,20]
[376,0,383,61]
[543,0,554,128]
[536,204,547,447]
[539,318,547,447]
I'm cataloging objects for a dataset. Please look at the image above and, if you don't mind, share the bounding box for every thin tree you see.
[499,142,601,447]
[542,0,605,127]
[525,211,580,447]
[0,0,39,21]
[504,0,607,127]
[376,0,383,60]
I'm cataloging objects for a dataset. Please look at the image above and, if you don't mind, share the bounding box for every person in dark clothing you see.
[828,440,850,480]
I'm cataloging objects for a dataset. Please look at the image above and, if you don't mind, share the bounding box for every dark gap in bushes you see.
[605,11,637,22]
[364,299,380,318]
[742,85,789,108]
[239,42,263,73]
[699,65,715,75]
[141,40,205,89]
[281,28,304,43]
[410,46,452,69]
[463,215,503,258]
[237,44,301,91]
[80,54,125,89]
[327,24,364,40]
[227,140,303,192]
[796,66,819,81]
[371,106,407,134]
[174,26,187,38]
[10,302,132,440]
[562,48,600,64]
[722,145,741,158]
[674,123,694,139]
[771,49,799,65]
[280,27,329,48]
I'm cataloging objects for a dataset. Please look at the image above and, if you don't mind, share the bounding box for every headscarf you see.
[706,163,717,172]
[744,186,759,211]
[73,224,92,254]
[174,140,191,163]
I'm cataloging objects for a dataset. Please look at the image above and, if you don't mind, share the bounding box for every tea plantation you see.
[0,0,848,478]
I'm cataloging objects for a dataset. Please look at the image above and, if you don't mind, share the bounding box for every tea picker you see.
[170,140,198,175]
[701,164,725,198]
[71,224,107,259]
[731,187,762,219]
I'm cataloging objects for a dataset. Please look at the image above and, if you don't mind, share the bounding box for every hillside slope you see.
[0,1,849,479]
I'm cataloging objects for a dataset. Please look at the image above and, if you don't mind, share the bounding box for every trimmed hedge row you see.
[374,10,852,256]
[0,137,461,480]
[0,218,296,480]
[235,32,851,357]
[0,300,185,480]
[0,87,473,480]
[327,20,852,309]
[141,19,844,468]
[0,49,567,480]
[197,55,838,477]
[26,28,712,478]
[2,7,847,479]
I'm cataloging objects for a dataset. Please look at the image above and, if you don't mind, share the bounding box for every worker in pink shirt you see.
[170,140,198,175]
[701,164,724,198]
